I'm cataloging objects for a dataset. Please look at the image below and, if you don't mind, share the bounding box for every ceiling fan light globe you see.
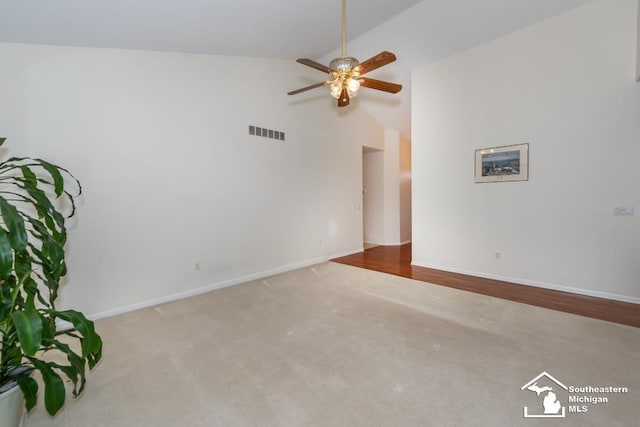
[346,78,360,97]
[330,81,343,99]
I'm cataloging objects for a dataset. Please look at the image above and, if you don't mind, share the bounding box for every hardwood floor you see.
[331,244,640,328]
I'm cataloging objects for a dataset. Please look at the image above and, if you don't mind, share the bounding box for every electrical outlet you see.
[195,262,200,271]
[495,252,501,260]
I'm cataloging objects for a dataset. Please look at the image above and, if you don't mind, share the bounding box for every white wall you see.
[412,0,640,302]
[383,129,401,244]
[383,129,412,246]
[399,134,412,243]
[0,42,384,318]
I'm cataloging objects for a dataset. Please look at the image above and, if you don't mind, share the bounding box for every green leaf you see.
[39,161,65,197]
[50,340,86,395]
[45,237,65,267]
[6,274,20,309]
[0,228,14,279]
[41,314,57,341]
[29,359,66,416]
[0,196,28,252]
[15,373,39,412]
[20,165,38,187]
[1,336,23,368]
[21,276,49,308]
[0,137,5,147]
[53,310,102,362]
[14,251,32,280]
[19,181,67,236]
[11,309,43,356]
[0,280,12,320]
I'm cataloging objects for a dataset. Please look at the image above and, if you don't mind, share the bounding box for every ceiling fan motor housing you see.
[329,56,360,72]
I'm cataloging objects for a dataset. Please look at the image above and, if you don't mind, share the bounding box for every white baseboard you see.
[331,248,364,258]
[411,261,640,305]
[56,253,637,332]
[57,250,370,331]
[92,256,333,322]
[364,240,412,246]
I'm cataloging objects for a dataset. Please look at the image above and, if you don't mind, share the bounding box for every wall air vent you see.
[249,125,285,141]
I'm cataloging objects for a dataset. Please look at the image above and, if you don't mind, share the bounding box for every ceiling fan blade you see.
[337,87,350,107]
[355,51,397,75]
[359,77,402,94]
[288,81,328,96]
[296,58,333,74]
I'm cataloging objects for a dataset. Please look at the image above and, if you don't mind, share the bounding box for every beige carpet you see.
[25,263,640,426]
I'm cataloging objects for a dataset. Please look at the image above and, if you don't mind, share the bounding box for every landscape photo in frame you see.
[475,143,529,183]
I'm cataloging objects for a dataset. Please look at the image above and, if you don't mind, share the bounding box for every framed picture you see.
[474,143,529,183]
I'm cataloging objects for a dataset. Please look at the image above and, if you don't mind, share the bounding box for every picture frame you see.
[474,143,529,183]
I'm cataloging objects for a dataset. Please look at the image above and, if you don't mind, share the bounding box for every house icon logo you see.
[521,371,568,418]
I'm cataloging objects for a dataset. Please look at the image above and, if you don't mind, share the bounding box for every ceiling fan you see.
[288,0,402,107]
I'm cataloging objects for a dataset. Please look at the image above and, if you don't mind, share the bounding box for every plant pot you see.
[0,383,25,427]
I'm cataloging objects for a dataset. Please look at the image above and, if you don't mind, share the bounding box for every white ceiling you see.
[0,0,423,58]
[0,0,596,137]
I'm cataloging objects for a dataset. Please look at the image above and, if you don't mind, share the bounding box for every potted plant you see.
[0,137,102,426]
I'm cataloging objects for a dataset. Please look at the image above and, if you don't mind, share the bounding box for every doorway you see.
[361,131,412,250]
[362,146,384,249]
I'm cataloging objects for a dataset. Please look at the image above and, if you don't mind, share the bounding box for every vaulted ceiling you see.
[0,0,596,138]
[0,0,423,58]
